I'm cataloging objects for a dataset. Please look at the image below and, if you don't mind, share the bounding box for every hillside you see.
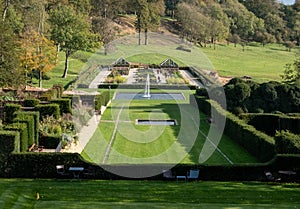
[110,15,296,83]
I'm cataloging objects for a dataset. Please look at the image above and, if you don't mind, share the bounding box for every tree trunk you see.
[39,70,42,88]
[62,50,70,78]
[56,43,60,64]
[2,0,10,22]
[145,28,148,45]
[138,28,141,45]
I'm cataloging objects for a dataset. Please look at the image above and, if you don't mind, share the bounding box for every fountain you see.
[142,74,151,98]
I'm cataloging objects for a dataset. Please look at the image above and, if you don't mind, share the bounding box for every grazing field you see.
[1,179,299,209]
[82,90,257,165]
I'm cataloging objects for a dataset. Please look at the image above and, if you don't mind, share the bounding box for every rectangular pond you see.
[114,92,185,100]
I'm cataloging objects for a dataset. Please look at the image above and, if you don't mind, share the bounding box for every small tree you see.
[20,30,56,88]
[281,57,300,86]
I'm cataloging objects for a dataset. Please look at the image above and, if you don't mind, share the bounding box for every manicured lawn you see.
[82,90,257,165]
[0,179,299,208]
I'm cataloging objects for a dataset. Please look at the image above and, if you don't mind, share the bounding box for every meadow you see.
[1,179,299,209]
[82,90,257,165]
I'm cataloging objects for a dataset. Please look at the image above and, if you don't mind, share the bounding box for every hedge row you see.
[275,131,300,154]
[14,111,40,144]
[0,152,299,181]
[50,99,72,115]
[39,135,61,149]
[4,104,21,123]
[24,98,40,107]
[40,84,64,101]
[0,131,20,154]
[13,115,35,146]
[5,123,28,152]
[94,91,110,111]
[195,96,276,162]
[36,104,60,119]
[240,113,300,136]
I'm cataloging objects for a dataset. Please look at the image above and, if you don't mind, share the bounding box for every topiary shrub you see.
[275,131,300,154]
[4,104,21,123]
[0,131,20,153]
[51,99,72,115]
[36,104,60,120]
[5,123,28,152]
[14,111,40,144]
[24,98,40,107]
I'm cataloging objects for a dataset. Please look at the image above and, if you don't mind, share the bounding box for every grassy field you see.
[82,90,257,165]
[1,179,299,209]
[201,43,297,83]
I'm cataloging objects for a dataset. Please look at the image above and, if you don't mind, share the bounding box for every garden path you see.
[89,67,111,88]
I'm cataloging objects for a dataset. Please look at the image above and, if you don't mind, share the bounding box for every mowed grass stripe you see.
[1,179,300,208]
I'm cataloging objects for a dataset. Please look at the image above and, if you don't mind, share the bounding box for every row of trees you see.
[1,0,299,88]
[0,0,164,88]
[174,0,300,49]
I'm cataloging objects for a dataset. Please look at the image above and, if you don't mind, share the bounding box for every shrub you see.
[39,93,52,101]
[13,115,35,145]
[0,131,20,153]
[39,134,61,149]
[51,99,72,115]
[4,104,21,123]
[36,104,60,119]
[5,123,28,152]
[14,111,40,144]
[52,84,64,98]
[23,98,40,107]
[275,131,300,154]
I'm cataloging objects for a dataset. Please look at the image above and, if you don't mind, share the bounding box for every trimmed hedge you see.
[50,99,72,115]
[195,96,276,162]
[14,111,40,144]
[0,151,299,181]
[13,115,35,146]
[5,123,28,152]
[275,131,300,154]
[39,134,61,149]
[4,103,21,123]
[0,131,20,153]
[36,104,60,119]
[23,98,40,107]
[240,113,300,136]
[94,91,110,111]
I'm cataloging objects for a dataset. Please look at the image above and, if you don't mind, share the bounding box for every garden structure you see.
[111,57,130,75]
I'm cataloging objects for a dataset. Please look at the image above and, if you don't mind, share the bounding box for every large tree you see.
[49,5,96,78]
[0,22,23,87]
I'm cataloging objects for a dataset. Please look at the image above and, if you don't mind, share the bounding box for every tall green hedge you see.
[39,134,61,149]
[275,131,300,154]
[13,114,35,146]
[14,111,40,144]
[4,104,21,123]
[23,98,40,107]
[36,104,60,119]
[195,96,276,162]
[240,113,300,136]
[50,99,72,115]
[0,131,20,154]
[5,123,28,152]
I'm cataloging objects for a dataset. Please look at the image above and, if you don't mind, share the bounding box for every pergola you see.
[160,58,179,71]
[112,58,130,74]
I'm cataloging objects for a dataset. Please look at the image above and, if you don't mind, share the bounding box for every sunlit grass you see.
[0,179,299,209]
